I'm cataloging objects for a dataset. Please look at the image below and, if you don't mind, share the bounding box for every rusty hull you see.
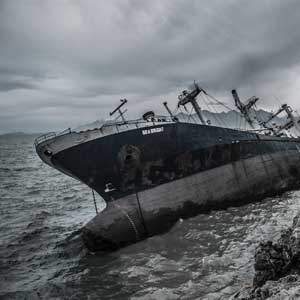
[82,150,300,251]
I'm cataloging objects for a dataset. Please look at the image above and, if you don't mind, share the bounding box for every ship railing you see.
[34,115,176,146]
[74,115,176,134]
[102,115,175,129]
[34,128,72,147]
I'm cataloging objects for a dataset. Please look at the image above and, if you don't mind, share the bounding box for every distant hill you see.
[0,131,26,137]
[0,132,43,139]
[73,120,105,132]
[177,109,284,130]
[0,108,289,138]
[50,109,287,133]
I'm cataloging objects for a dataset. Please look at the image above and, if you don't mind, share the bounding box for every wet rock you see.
[231,214,300,299]
[253,239,292,287]
[232,275,300,300]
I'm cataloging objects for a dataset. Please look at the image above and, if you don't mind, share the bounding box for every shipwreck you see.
[35,83,300,251]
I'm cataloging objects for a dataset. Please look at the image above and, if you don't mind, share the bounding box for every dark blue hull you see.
[51,123,300,201]
[35,122,300,250]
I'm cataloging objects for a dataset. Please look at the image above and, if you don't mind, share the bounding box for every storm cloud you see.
[1,0,300,133]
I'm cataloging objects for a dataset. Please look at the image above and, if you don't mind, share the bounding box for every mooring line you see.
[92,189,98,214]
[135,191,148,236]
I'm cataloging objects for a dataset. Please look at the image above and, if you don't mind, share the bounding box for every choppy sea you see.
[1,133,300,300]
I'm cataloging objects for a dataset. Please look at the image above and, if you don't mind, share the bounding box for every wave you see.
[20,227,49,242]
[13,167,38,172]
[26,211,50,229]
[25,189,41,196]
[0,167,10,172]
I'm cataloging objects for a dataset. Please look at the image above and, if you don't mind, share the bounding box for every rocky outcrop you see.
[232,214,300,299]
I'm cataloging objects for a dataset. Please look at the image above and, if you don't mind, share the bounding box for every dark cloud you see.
[1,0,300,133]
[0,79,35,92]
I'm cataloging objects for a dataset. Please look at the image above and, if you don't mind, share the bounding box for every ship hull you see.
[40,123,300,200]
[35,122,300,250]
[82,148,300,251]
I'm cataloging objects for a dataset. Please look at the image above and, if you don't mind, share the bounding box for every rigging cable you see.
[202,93,229,128]
[92,189,98,215]
[188,105,198,124]
[234,110,239,129]
[201,94,223,127]
[205,92,247,130]
[200,92,237,141]
[205,92,236,112]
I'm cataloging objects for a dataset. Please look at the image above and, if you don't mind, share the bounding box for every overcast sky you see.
[1,0,300,133]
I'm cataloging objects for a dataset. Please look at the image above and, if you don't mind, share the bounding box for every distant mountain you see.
[0,132,43,139]
[73,120,106,132]
[0,131,27,137]
[0,108,289,139]
[72,108,286,133]
[177,109,284,130]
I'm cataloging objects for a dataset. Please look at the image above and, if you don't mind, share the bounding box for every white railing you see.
[34,128,72,146]
[34,116,176,147]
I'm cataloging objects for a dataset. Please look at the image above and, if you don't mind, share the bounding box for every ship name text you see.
[142,127,164,135]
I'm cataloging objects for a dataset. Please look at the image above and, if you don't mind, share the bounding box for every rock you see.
[231,213,300,299]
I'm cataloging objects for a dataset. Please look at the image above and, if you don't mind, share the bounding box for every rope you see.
[172,106,179,117]
[178,106,188,122]
[189,105,198,124]
[202,93,228,127]
[201,94,218,126]
[205,92,235,112]
[205,91,247,130]
[92,189,98,214]
[238,114,243,130]
[235,109,239,129]
[135,191,148,236]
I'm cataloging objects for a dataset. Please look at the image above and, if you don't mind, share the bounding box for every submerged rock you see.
[232,214,300,299]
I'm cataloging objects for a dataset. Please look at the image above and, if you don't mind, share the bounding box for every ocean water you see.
[1,134,300,300]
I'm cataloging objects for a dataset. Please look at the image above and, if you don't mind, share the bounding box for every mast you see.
[177,82,206,124]
[110,99,128,123]
[163,101,174,118]
[231,89,259,128]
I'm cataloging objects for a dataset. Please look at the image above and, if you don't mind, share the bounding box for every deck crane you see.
[231,89,259,128]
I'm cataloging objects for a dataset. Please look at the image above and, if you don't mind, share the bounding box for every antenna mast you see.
[163,101,174,118]
[178,82,206,124]
[110,99,128,123]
